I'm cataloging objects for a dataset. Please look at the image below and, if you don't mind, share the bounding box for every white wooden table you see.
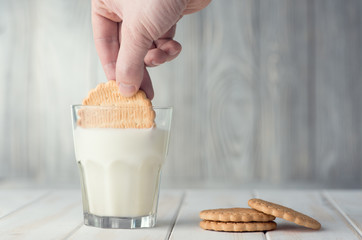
[0,188,361,239]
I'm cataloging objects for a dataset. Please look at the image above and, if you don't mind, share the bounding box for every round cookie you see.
[200,220,277,232]
[248,198,321,230]
[200,208,275,222]
[79,81,155,128]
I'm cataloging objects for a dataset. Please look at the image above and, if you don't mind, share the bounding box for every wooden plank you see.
[158,0,261,188]
[0,0,100,184]
[170,190,265,240]
[25,0,100,185]
[195,0,260,185]
[325,190,362,236]
[314,0,362,187]
[0,189,48,218]
[0,0,10,178]
[0,190,83,239]
[256,0,312,185]
[0,0,32,179]
[68,190,183,240]
[254,190,361,239]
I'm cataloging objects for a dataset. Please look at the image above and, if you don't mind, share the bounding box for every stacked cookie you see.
[200,208,277,232]
[200,198,321,232]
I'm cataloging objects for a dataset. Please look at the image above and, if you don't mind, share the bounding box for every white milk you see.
[74,127,169,217]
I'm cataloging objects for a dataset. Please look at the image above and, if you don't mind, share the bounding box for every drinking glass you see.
[71,105,172,229]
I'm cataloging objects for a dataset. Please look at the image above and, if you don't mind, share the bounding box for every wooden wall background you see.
[0,0,361,188]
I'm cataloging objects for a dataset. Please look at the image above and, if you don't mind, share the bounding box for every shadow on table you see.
[275,222,324,232]
[170,217,199,228]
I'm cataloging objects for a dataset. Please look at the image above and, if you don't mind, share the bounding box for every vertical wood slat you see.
[257,0,312,184]
[0,0,32,179]
[0,0,11,177]
[0,0,104,185]
[160,0,260,186]
[200,0,260,184]
[314,0,362,187]
[27,0,103,185]
[159,11,202,183]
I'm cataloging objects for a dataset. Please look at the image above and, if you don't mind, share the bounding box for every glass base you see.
[84,212,156,229]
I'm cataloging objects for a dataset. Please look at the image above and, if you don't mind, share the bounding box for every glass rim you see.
[71,104,173,110]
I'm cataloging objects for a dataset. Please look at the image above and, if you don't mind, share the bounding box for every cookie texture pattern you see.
[248,198,321,230]
[200,208,275,222]
[78,81,155,128]
[200,220,277,232]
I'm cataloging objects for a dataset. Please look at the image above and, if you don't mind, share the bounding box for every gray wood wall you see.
[0,0,361,188]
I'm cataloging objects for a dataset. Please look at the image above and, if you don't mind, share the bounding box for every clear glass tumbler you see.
[71,105,172,229]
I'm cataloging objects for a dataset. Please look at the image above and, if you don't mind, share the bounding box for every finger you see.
[156,39,182,58]
[144,48,169,67]
[183,0,211,15]
[140,67,154,100]
[155,25,181,59]
[160,24,176,39]
[144,40,182,66]
[116,22,153,97]
[92,12,119,81]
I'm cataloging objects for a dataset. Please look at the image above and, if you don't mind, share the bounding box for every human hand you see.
[92,0,211,99]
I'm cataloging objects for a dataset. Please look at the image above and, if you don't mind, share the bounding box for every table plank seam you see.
[61,221,83,240]
[265,232,272,240]
[165,191,185,240]
[0,191,51,220]
[322,191,362,239]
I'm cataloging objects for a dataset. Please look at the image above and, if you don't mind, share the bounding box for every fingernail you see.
[152,61,160,66]
[118,82,136,95]
[169,49,180,56]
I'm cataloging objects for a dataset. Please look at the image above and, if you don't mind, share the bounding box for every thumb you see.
[116,22,152,97]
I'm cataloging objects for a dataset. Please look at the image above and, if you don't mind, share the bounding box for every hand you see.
[92,0,211,99]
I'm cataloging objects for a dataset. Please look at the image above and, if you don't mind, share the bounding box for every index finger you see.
[91,10,119,81]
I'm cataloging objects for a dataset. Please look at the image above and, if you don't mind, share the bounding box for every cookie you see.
[200,220,277,232]
[82,81,151,107]
[200,208,275,222]
[78,81,155,128]
[248,198,321,230]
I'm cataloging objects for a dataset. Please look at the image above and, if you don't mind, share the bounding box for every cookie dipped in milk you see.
[71,81,172,229]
